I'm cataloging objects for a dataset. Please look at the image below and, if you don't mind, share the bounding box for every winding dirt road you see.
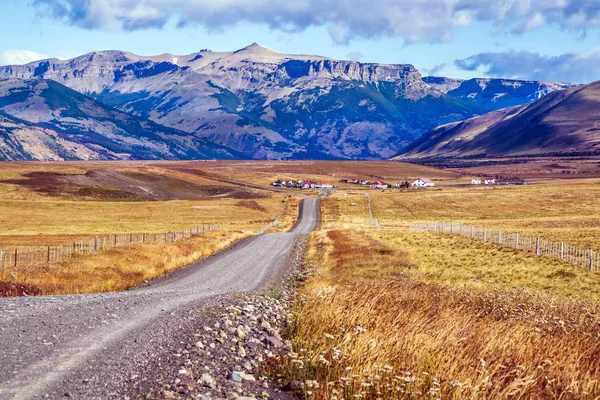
[0,198,319,399]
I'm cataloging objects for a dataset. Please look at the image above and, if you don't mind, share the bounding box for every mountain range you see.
[394,80,600,160]
[0,44,571,161]
[0,78,241,161]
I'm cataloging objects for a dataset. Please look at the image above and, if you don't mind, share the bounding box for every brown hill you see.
[394,81,600,160]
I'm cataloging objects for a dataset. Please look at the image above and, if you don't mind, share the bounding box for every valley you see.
[1,160,600,398]
[3,3,600,399]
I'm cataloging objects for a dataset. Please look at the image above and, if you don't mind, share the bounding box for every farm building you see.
[271,179,334,189]
[370,180,389,189]
[471,178,482,185]
[412,178,435,188]
[484,178,496,185]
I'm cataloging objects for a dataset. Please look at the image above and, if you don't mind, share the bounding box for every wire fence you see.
[410,222,599,272]
[0,224,218,270]
[365,194,381,229]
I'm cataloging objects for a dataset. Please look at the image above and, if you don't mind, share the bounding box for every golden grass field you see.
[270,174,600,399]
[0,160,441,296]
[366,179,600,253]
[171,159,459,189]
[0,161,296,295]
[5,159,600,398]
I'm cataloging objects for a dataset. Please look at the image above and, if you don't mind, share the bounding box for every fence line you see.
[256,196,290,235]
[365,194,381,229]
[0,224,218,270]
[410,222,599,272]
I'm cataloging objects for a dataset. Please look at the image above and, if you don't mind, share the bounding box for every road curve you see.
[0,198,319,399]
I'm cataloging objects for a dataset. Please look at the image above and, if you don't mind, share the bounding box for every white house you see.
[320,182,334,189]
[412,178,435,188]
[471,178,482,185]
[370,180,388,189]
[484,178,496,185]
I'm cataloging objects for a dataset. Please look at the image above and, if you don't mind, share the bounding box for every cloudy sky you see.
[2,0,600,83]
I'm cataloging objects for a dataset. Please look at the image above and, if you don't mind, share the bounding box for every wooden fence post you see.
[536,238,540,256]
[515,234,519,249]
[14,248,18,268]
[483,228,487,241]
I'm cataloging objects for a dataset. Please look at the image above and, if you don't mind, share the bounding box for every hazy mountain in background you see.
[0,44,570,160]
[0,78,241,161]
[393,80,600,160]
[423,77,568,111]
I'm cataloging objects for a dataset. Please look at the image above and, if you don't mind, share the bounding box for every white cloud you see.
[31,0,600,44]
[0,50,48,66]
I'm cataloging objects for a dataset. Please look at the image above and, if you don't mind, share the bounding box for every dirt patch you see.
[0,281,43,297]
[235,200,267,212]
[3,172,144,201]
[3,170,268,201]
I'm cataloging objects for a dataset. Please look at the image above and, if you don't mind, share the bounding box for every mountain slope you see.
[0,78,241,161]
[423,77,569,112]
[394,80,600,159]
[0,44,568,160]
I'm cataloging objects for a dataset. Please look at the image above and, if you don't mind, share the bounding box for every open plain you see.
[1,160,600,399]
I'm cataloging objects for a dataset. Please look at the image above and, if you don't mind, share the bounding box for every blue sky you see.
[2,0,600,83]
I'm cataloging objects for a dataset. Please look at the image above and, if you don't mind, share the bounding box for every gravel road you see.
[0,198,319,399]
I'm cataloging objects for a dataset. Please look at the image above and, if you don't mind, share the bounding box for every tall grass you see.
[273,229,600,399]
[0,230,246,295]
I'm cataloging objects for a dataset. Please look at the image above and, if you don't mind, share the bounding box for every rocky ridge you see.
[0,44,570,160]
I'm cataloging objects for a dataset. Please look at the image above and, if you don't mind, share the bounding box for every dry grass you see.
[273,229,600,399]
[0,161,295,295]
[270,177,600,399]
[266,196,301,233]
[366,180,600,253]
[0,162,289,245]
[372,229,600,300]
[170,160,458,189]
[321,192,371,230]
[0,198,283,240]
[0,229,246,295]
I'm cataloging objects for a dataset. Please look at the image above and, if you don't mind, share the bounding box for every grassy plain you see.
[0,160,438,295]
[368,178,600,253]
[274,175,600,399]
[0,161,292,295]
[170,160,458,189]
[0,229,246,295]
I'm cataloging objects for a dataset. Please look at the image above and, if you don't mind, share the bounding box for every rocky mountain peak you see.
[234,43,277,54]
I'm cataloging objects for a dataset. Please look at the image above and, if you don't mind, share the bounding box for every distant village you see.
[271,177,436,189]
[272,175,525,190]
